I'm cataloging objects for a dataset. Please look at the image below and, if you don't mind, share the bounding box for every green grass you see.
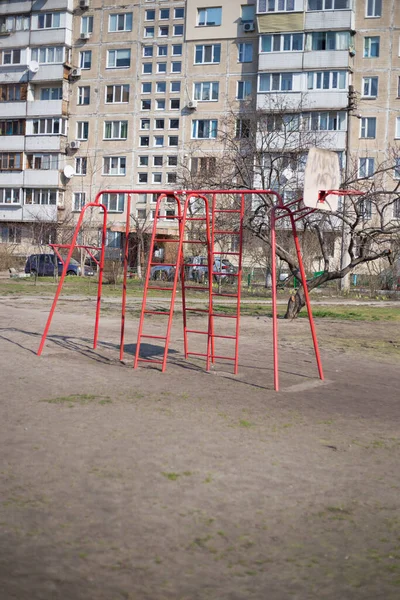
[42,394,111,406]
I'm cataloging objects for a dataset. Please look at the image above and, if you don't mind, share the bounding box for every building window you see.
[103,157,126,176]
[0,119,24,136]
[157,63,167,73]
[81,16,93,34]
[152,172,162,184]
[195,44,221,64]
[261,33,304,53]
[102,193,125,212]
[358,199,372,219]
[143,63,153,74]
[107,49,131,68]
[259,72,293,92]
[0,188,21,204]
[174,8,185,19]
[364,36,380,57]
[194,81,219,101]
[73,192,86,211]
[266,114,301,131]
[395,117,400,138]
[0,224,21,242]
[106,84,129,103]
[258,0,295,12]
[362,77,378,98]
[142,99,151,110]
[358,157,375,178]
[156,82,166,93]
[37,12,61,29]
[305,111,346,131]
[238,43,253,62]
[235,119,250,138]
[0,15,30,33]
[0,84,27,102]
[145,9,155,21]
[170,99,180,110]
[144,27,154,38]
[32,118,67,135]
[139,156,148,166]
[154,135,164,146]
[241,5,255,22]
[366,0,382,17]
[393,198,400,217]
[138,173,148,183]
[77,86,90,105]
[0,49,21,65]
[158,46,168,57]
[198,7,222,26]
[140,118,150,130]
[308,0,350,9]
[140,136,150,147]
[153,156,163,166]
[169,119,179,129]
[191,157,217,175]
[143,47,153,59]
[171,62,181,73]
[394,159,400,179]
[237,80,252,100]
[169,136,179,146]
[307,31,350,51]
[104,120,128,139]
[25,189,59,206]
[0,153,22,170]
[192,120,218,139]
[109,13,132,32]
[76,121,89,140]
[155,119,165,130]
[173,24,184,36]
[172,45,182,56]
[27,153,59,170]
[307,71,347,90]
[142,82,151,94]
[40,87,62,100]
[31,47,64,64]
[360,117,376,138]
[167,173,177,184]
[160,8,170,19]
[156,99,166,110]
[170,81,181,93]
[75,157,87,175]
[79,51,92,69]
[159,26,169,37]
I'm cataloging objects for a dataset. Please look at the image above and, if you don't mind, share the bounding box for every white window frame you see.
[32,118,67,135]
[0,188,21,204]
[107,49,131,68]
[77,86,90,105]
[79,50,92,69]
[191,119,218,139]
[261,33,304,53]
[307,71,347,90]
[73,192,86,211]
[109,13,132,32]
[358,157,375,178]
[102,193,125,212]
[259,72,294,92]
[395,117,400,139]
[362,76,378,98]
[197,7,222,26]
[81,16,93,34]
[76,121,89,140]
[366,0,382,17]
[104,120,128,140]
[237,80,252,100]
[360,117,376,139]
[40,87,62,100]
[194,81,219,101]
[195,44,221,64]
[103,157,126,176]
[364,36,380,58]
[31,47,64,64]
[75,157,87,176]
[308,0,350,9]
[257,0,295,12]
[238,43,253,63]
[37,12,61,29]
[0,49,21,65]
[105,84,129,103]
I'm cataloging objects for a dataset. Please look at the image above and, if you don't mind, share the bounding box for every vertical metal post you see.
[270,207,279,391]
[93,206,108,349]
[120,193,131,361]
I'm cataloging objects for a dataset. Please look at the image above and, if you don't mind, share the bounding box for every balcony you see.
[303,50,350,70]
[0,1,32,15]
[305,10,354,31]
[30,28,72,47]
[0,101,26,118]
[0,136,24,151]
[24,169,61,187]
[30,64,67,82]
[259,52,303,71]
[25,136,66,151]
[0,30,29,48]
[27,100,67,117]
[0,66,27,84]
[32,0,74,11]
[0,203,23,222]
[0,170,23,186]
[303,90,348,110]
[254,128,347,152]
[23,203,58,222]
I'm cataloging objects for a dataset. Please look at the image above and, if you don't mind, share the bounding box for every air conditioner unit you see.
[80,0,90,8]
[80,32,90,40]
[71,67,82,77]
[187,100,198,110]
[243,22,255,32]
[69,140,81,150]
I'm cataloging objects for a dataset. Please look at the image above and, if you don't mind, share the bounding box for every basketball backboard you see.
[303,148,341,212]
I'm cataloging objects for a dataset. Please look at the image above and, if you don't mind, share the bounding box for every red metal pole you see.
[290,217,324,381]
[93,205,108,349]
[120,194,131,361]
[233,192,245,375]
[270,207,279,391]
[37,203,106,356]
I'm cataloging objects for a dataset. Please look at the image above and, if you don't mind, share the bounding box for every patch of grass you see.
[239,419,254,428]
[42,394,111,406]
[162,472,180,481]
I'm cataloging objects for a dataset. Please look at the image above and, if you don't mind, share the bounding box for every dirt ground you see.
[0,295,400,600]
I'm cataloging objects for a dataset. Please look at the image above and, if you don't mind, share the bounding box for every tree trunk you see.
[284,287,305,319]
[137,242,142,280]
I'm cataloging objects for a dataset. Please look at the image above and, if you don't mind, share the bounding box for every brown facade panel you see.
[257,13,304,34]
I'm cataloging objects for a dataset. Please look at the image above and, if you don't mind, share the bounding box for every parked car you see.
[25,254,94,277]
[184,256,237,283]
[150,264,176,281]
[380,260,400,290]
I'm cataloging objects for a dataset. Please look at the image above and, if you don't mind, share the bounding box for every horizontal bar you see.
[150,262,176,267]
[210,334,236,339]
[212,271,239,277]
[182,240,206,244]
[140,334,167,339]
[212,251,240,256]
[147,286,173,291]
[211,313,238,318]
[144,310,169,315]
[210,355,235,361]
[187,352,208,358]
[184,308,209,313]
[185,217,207,221]
[212,292,238,298]
[183,285,209,291]
[137,358,163,364]
[186,329,208,335]
[155,239,180,243]
[213,209,241,213]
[156,215,181,220]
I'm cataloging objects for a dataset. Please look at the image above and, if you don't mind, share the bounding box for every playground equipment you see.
[37,149,364,391]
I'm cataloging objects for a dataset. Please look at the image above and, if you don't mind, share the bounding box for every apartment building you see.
[0,0,399,258]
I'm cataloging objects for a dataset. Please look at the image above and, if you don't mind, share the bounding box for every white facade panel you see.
[32,0,74,11]
[0,136,25,151]
[0,31,30,49]
[30,28,72,47]
[303,50,350,70]
[258,52,303,71]
[0,67,27,83]
[0,171,23,186]
[0,205,23,222]
[0,102,26,118]
[305,10,354,31]
[24,169,61,187]
[257,91,304,111]
[304,90,348,110]
[23,203,58,222]
[27,100,64,117]
[25,136,64,151]
[30,64,66,82]
[0,1,32,15]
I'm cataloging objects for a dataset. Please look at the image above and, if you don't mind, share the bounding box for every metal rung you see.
[186,329,208,335]
[187,352,208,357]
[185,308,209,313]
[214,209,241,213]
[156,215,180,220]
[213,230,240,235]
[213,251,240,256]
[185,217,207,221]
[183,240,206,244]
[212,292,238,298]
[150,262,176,267]
[137,358,164,364]
[140,334,167,339]
[212,271,239,277]
[210,354,235,361]
[184,285,209,291]
[211,313,238,318]
[144,310,169,315]
[155,239,180,243]
[210,334,236,339]
[147,286,173,291]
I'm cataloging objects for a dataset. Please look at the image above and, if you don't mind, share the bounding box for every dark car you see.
[150,264,176,281]
[25,254,94,277]
[185,256,237,283]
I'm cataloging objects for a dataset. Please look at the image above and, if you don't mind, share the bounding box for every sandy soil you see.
[0,295,400,600]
